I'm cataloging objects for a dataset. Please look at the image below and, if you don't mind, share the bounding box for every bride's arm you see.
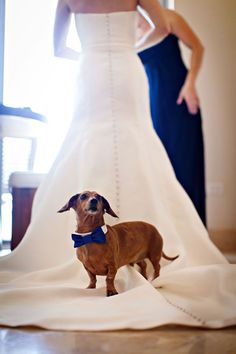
[136,0,170,51]
[53,0,80,60]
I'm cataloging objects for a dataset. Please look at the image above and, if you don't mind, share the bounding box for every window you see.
[0,0,80,242]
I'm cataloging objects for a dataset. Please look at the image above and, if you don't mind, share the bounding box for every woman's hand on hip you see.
[177,83,200,115]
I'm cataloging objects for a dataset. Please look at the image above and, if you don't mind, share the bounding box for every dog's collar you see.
[73,225,107,237]
[71,225,107,248]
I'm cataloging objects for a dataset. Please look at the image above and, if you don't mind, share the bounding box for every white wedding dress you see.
[0,11,235,330]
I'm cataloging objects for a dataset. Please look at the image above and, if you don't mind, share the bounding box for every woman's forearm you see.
[53,0,80,61]
[185,42,204,86]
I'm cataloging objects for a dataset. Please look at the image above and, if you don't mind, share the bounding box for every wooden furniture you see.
[9,172,45,250]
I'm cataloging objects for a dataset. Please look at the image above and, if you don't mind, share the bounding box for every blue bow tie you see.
[71,226,107,248]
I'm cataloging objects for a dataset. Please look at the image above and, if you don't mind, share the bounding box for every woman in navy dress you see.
[137,9,206,225]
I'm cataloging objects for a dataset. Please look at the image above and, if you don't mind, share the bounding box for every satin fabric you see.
[0,11,235,330]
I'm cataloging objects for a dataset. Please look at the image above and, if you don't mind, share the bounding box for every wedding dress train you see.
[0,11,235,330]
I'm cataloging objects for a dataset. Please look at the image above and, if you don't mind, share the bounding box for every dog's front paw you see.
[106,289,118,297]
[87,284,96,289]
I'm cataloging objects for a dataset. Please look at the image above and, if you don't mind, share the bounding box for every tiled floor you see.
[0,325,236,354]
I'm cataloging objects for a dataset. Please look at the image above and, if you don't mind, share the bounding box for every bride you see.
[0,0,235,330]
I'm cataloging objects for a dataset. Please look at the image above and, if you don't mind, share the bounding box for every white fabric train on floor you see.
[0,11,235,330]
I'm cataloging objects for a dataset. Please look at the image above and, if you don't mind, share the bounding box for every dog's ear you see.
[58,194,80,213]
[102,196,118,218]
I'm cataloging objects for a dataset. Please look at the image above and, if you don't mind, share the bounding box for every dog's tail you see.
[162,252,179,261]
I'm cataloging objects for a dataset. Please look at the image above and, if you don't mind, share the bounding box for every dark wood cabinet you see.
[11,187,37,250]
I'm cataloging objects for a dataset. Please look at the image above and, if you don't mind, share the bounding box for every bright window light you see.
[4,0,81,172]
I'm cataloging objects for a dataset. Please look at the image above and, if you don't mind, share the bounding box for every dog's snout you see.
[90,198,98,205]
[88,198,99,212]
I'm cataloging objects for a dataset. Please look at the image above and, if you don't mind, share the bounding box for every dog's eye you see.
[80,194,88,201]
[95,194,101,201]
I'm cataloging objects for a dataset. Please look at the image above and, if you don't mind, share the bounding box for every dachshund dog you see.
[58,191,179,296]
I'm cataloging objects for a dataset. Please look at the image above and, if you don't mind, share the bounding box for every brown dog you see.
[58,191,179,296]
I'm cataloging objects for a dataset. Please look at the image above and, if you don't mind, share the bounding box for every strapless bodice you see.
[138,34,188,86]
[75,11,137,51]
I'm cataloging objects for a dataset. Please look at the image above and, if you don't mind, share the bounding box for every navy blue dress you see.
[139,35,206,225]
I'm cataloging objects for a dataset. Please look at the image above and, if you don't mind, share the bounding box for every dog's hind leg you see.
[148,255,161,280]
[85,267,97,289]
[137,260,147,279]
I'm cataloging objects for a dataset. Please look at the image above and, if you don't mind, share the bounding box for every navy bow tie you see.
[71,226,107,248]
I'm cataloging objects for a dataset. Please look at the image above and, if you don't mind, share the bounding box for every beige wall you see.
[175,0,236,231]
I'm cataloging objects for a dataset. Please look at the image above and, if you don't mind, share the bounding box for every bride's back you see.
[66,0,138,13]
